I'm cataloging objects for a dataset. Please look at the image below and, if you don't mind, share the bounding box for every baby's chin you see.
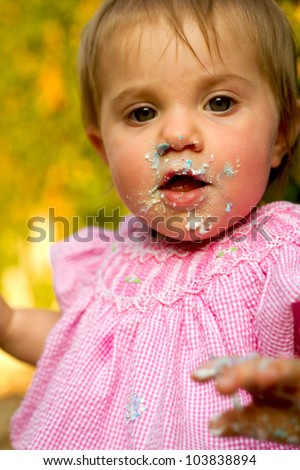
[147,220,223,244]
[133,204,245,244]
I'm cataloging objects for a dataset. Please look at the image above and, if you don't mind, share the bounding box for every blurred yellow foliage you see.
[38,66,66,114]
[295,5,300,22]
[0,351,34,399]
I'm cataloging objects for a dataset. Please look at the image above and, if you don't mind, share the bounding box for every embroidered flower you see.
[217,246,239,258]
[125,275,141,284]
[126,394,146,422]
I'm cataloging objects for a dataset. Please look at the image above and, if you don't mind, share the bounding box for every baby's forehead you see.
[98,13,258,80]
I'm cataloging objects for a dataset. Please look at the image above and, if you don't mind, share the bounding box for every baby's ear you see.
[271,100,300,168]
[271,131,289,168]
[86,126,108,164]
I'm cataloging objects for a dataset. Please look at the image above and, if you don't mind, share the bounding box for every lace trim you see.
[119,202,300,264]
[56,202,300,308]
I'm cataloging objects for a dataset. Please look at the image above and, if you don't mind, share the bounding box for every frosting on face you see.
[98,20,280,241]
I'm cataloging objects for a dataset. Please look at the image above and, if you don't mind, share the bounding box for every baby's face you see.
[96,19,282,241]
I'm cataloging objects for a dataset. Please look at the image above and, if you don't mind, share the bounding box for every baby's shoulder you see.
[50,225,109,269]
[259,200,300,226]
[205,201,300,277]
[233,201,300,246]
[50,225,120,311]
[254,201,300,245]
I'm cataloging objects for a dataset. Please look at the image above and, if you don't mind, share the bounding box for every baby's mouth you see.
[158,172,210,208]
[160,174,207,192]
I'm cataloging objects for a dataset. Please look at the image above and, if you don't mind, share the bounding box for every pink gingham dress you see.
[11,201,300,449]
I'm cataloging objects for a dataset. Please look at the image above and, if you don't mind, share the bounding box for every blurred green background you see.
[0,0,126,314]
[0,0,300,446]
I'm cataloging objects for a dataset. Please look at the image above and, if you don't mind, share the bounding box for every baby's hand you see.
[192,356,300,445]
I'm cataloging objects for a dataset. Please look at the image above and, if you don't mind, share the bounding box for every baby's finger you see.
[193,356,300,395]
[215,357,300,395]
[192,355,257,383]
[209,405,300,445]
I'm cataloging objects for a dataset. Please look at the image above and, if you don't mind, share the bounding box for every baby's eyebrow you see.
[112,73,254,107]
[112,87,150,107]
[202,72,254,88]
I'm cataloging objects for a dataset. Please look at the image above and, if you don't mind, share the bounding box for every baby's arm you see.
[0,296,60,365]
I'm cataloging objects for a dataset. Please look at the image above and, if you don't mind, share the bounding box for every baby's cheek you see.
[234,154,270,197]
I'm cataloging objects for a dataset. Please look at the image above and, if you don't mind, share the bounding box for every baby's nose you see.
[158,111,203,154]
[156,135,203,156]
[171,136,202,152]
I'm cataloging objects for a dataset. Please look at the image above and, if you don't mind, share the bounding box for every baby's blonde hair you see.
[78,0,299,198]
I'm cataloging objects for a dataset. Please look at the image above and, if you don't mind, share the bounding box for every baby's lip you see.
[158,170,210,190]
[157,170,211,209]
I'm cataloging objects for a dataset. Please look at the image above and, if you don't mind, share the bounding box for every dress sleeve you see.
[256,243,300,357]
[50,226,108,312]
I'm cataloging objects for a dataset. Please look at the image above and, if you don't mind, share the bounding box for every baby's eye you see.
[205,96,235,113]
[129,106,157,123]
